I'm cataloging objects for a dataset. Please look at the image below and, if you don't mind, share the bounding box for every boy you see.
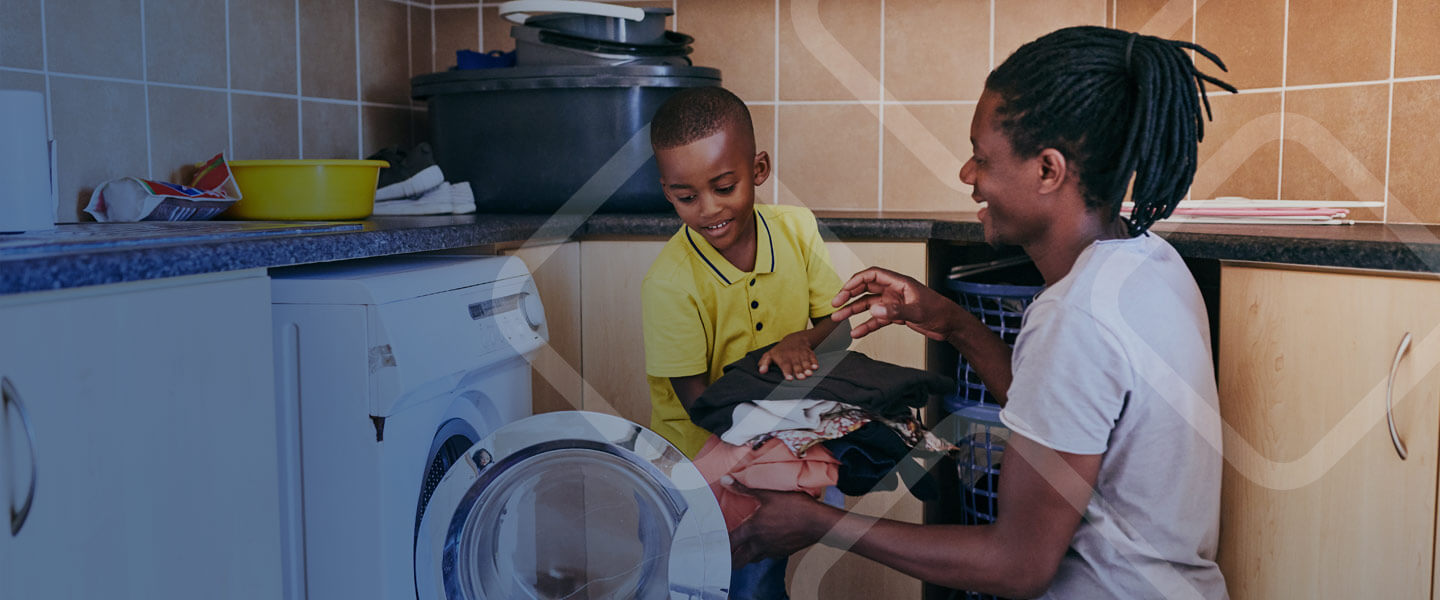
[641,86,849,599]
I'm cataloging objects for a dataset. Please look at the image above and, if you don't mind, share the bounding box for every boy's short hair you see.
[650,86,755,151]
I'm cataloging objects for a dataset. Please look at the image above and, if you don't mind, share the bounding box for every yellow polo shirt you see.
[641,203,844,457]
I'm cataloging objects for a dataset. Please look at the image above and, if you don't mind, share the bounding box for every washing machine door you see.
[415,411,729,600]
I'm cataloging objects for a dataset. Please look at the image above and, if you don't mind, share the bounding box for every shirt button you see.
[751,300,759,309]
[749,279,756,286]
[755,322,764,331]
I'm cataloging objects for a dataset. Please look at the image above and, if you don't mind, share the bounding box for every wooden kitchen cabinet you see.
[0,271,283,599]
[503,241,584,414]
[1217,264,1440,599]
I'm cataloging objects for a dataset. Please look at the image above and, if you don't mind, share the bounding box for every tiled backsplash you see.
[443,0,1439,224]
[6,0,1439,223]
[0,0,431,222]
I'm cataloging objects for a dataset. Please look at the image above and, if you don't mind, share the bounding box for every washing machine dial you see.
[519,291,544,330]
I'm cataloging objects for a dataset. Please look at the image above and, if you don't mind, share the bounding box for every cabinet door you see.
[1217,265,1440,599]
[504,242,584,414]
[0,273,282,599]
[787,241,928,600]
[579,240,667,423]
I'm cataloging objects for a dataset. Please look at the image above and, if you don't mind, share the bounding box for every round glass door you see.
[415,411,728,600]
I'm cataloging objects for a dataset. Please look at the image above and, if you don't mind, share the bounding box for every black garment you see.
[823,422,941,502]
[689,342,954,435]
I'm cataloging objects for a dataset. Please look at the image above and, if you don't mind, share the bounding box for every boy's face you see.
[654,123,770,256]
[958,89,1049,247]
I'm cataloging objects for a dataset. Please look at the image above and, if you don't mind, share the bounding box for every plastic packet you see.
[84,154,242,222]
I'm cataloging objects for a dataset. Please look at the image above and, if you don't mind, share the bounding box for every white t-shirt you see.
[999,233,1228,599]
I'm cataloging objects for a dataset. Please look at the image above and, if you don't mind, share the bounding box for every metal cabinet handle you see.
[3,376,37,536]
[1386,333,1413,461]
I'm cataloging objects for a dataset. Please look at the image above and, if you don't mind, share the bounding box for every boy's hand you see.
[757,332,819,380]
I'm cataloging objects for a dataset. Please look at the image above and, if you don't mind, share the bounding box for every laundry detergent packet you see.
[85,153,241,222]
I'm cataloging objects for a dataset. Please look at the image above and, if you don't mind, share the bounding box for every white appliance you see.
[270,255,547,600]
[270,254,731,600]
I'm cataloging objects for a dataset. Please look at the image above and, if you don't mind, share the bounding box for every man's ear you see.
[752,150,772,187]
[1037,148,1067,195]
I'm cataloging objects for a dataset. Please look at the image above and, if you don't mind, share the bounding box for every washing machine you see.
[270,254,731,600]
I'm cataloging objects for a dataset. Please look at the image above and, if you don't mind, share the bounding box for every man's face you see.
[654,125,769,256]
[959,90,1048,247]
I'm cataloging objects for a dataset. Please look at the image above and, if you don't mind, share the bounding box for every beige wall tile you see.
[362,106,413,156]
[0,70,45,93]
[779,0,881,101]
[1286,0,1389,86]
[1192,92,1280,201]
[1115,0,1190,39]
[360,0,410,104]
[882,103,975,212]
[0,0,44,69]
[302,101,359,159]
[231,94,298,160]
[1195,0,1283,90]
[148,86,229,183]
[482,6,515,53]
[413,6,436,74]
[145,0,226,88]
[884,0,989,102]
[230,0,298,94]
[748,103,776,204]
[1386,80,1440,224]
[49,77,148,222]
[680,0,775,102]
[776,104,879,210]
[1279,85,1387,219]
[1396,0,1440,78]
[994,0,1107,66]
[434,7,479,70]
[300,0,358,100]
[46,0,143,79]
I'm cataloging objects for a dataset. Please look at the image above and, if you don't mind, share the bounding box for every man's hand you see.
[830,267,961,342]
[757,332,820,380]
[725,477,836,566]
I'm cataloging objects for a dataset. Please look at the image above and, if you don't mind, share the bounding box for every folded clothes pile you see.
[689,343,956,510]
[368,143,477,215]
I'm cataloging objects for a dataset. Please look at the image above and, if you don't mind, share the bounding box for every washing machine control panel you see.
[461,277,546,360]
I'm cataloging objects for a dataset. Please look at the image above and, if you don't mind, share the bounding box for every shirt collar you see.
[684,208,776,285]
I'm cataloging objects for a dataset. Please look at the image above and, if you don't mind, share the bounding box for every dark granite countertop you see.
[4,210,1440,295]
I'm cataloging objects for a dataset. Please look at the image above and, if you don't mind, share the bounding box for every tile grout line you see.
[772,0,779,204]
[226,0,234,159]
[431,3,437,74]
[477,2,485,53]
[988,0,995,70]
[1275,0,1289,203]
[407,1,414,145]
[671,0,677,31]
[1187,0,1194,203]
[39,0,52,167]
[2,67,420,110]
[296,0,305,159]
[1383,0,1398,222]
[355,0,364,158]
[877,0,885,211]
[141,0,152,179]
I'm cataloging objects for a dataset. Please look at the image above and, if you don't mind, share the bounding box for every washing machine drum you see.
[415,411,730,600]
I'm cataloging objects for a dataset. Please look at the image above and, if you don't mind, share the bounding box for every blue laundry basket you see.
[944,270,1042,600]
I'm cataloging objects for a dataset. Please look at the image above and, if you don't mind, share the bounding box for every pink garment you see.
[692,435,839,531]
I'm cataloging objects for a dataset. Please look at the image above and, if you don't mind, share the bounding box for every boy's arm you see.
[669,373,708,411]
[808,314,851,353]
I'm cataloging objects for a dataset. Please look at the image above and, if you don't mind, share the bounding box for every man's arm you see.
[729,433,1099,598]
[669,373,708,412]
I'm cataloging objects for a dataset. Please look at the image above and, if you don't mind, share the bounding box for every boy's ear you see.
[752,150,772,187]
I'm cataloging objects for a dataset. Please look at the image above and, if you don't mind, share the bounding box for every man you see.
[727,26,1237,599]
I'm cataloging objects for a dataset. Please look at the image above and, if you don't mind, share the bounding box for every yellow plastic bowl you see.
[226,159,388,220]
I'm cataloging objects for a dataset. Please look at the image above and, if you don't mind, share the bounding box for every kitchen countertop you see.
[3,210,1440,295]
